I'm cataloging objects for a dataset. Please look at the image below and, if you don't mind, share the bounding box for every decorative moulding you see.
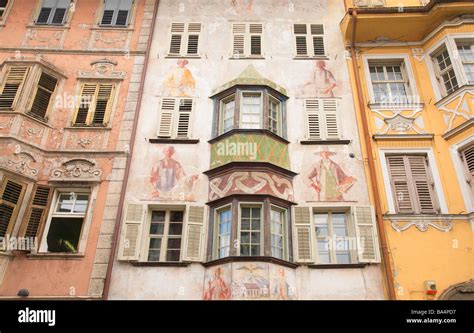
[0,147,39,180]
[51,158,102,182]
[387,214,454,232]
[77,58,126,80]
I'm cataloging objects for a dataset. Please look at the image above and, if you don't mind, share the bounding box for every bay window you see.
[216,206,231,259]
[457,41,474,84]
[239,205,262,256]
[240,92,262,129]
[432,47,459,96]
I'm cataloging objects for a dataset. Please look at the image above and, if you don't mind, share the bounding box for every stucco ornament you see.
[390,218,453,232]
[77,59,126,79]
[437,90,473,132]
[51,158,102,181]
[0,147,38,179]
[372,109,426,135]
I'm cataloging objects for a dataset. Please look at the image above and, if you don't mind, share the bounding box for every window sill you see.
[65,125,112,131]
[435,84,474,107]
[130,261,190,267]
[149,138,199,144]
[307,263,368,269]
[91,26,133,32]
[300,139,351,145]
[0,110,53,128]
[27,24,70,30]
[368,102,424,110]
[209,128,289,145]
[229,56,265,60]
[293,55,329,60]
[372,134,434,141]
[26,253,85,260]
[165,55,201,59]
[203,256,298,269]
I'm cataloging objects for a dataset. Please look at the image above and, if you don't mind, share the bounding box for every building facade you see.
[0,0,155,298]
[341,0,474,299]
[108,0,386,300]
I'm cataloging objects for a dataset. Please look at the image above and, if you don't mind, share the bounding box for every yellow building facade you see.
[341,0,474,299]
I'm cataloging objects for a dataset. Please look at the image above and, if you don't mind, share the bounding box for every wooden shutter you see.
[249,24,262,56]
[115,0,133,26]
[293,206,313,263]
[461,145,474,184]
[232,23,246,57]
[186,23,201,55]
[352,205,380,263]
[183,206,205,262]
[0,66,29,110]
[322,99,339,139]
[305,99,321,139]
[169,23,184,55]
[100,0,116,25]
[29,71,58,120]
[118,203,146,261]
[294,24,308,56]
[0,179,25,238]
[311,24,325,57]
[176,99,192,138]
[408,155,437,213]
[22,185,52,239]
[92,84,114,125]
[387,155,414,213]
[157,98,175,138]
[74,83,97,125]
[37,0,70,25]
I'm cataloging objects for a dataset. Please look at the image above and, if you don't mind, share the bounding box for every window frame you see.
[72,81,117,127]
[167,22,202,58]
[367,60,411,104]
[219,94,236,134]
[456,39,474,85]
[432,46,459,97]
[268,95,282,136]
[27,68,59,121]
[304,98,341,140]
[231,22,264,59]
[213,204,232,260]
[270,204,288,261]
[38,188,91,254]
[99,0,134,28]
[293,23,326,59]
[239,91,263,130]
[0,177,27,239]
[237,202,264,257]
[156,97,194,139]
[145,209,185,263]
[0,0,13,25]
[34,0,72,26]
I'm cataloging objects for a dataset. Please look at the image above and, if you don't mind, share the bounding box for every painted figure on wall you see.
[163,59,195,97]
[203,267,231,300]
[303,60,337,97]
[307,148,356,201]
[271,268,293,300]
[230,0,253,12]
[149,146,199,200]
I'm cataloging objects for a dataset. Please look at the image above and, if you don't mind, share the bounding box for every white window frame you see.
[167,22,202,57]
[455,38,474,85]
[293,23,326,59]
[38,187,95,254]
[213,204,232,260]
[230,22,264,59]
[268,95,282,136]
[450,136,474,214]
[270,205,288,261]
[312,209,356,265]
[0,0,14,25]
[304,98,341,140]
[239,91,263,129]
[143,208,185,263]
[219,94,236,135]
[34,0,72,26]
[237,202,264,256]
[362,54,419,107]
[379,148,448,214]
[157,97,194,139]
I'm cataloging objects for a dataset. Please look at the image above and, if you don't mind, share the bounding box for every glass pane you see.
[318,252,330,264]
[56,194,74,213]
[46,217,83,253]
[170,211,183,222]
[241,218,250,230]
[168,222,183,235]
[149,238,161,249]
[150,222,164,235]
[151,211,165,222]
[240,245,249,256]
[148,249,160,262]
[241,207,250,218]
[73,194,89,213]
[317,239,329,252]
[166,250,180,262]
[251,218,260,230]
[336,252,351,264]
[314,213,329,225]
[250,245,260,256]
[250,232,260,244]
[315,225,328,236]
[241,232,250,243]
[167,238,181,249]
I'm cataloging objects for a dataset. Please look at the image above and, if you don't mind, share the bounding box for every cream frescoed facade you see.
[109,0,386,300]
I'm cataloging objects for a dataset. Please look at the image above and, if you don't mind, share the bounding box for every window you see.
[168,23,202,57]
[268,97,281,136]
[216,206,231,259]
[36,0,71,26]
[0,0,11,21]
[157,98,193,139]
[457,42,474,84]
[387,155,438,214]
[29,71,58,120]
[368,61,410,103]
[460,145,474,186]
[314,212,351,264]
[0,179,25,238]
[44,190,89,253]
[240,92,262,129]
[74,83,115,126]
[100,0,133,27]
[305,99,340,140]
[239,205,262,256]
[0,66,30,110]
[220,96,235,134]
[232,23,263,58]
[432,47,459,96]
[294,24,325,58]
[147,210,183,262]
[270,206,286,260]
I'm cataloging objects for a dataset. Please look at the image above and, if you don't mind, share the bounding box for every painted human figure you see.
[163,59,195,97]
[308,149,356,201]
[273,268,291,300]
[203,267,231,300]
[150,146,185,197]
[303,60,337,97]
[231,0,253,12]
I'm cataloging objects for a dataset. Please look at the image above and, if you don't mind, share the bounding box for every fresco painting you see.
[306,147,356,201]
[302,60,337,97]
[269,266,297,300]
[231,263,270,300]
[163,59,196,97]
[203,266,232,300]
[149,146,200,201]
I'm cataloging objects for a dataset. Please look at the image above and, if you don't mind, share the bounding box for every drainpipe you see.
[349,10,396,300]
[102,0,160,300]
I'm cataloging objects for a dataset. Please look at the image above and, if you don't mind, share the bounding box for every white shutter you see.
[186,23,201,55]
[176,99,192,138]
[352,205,380,263]
[305,99,321,140]
[157,98,175,138]
[0,66,29,110]
[249,23,262,56]
[118,203,146,261]
[322,99,340,139]
[183,206,205,262]
[310,24,325,57]
[232,23,246,57]
[169,23,185,55]
[293,206,313,263]
[294,24,308,57]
